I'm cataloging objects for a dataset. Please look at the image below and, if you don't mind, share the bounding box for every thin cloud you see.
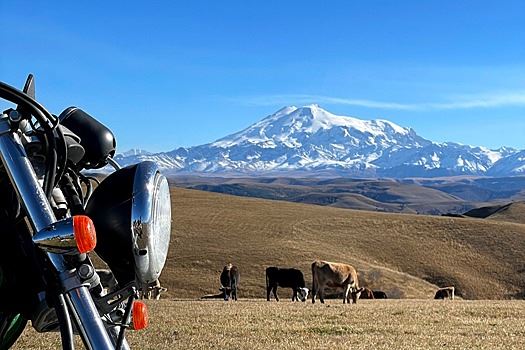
[235,92,525,111]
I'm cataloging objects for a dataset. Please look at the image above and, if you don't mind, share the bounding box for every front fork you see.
[0,121,115,349]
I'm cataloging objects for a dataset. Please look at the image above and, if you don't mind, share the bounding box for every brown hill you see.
[462,201,525,225]
[162,187,525,300]
[172,176,477,215]
[487,202,525,225]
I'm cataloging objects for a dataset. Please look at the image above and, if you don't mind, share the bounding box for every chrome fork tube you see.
[0,132,55,232]
[65,289,115,350]
[0,129,114,349]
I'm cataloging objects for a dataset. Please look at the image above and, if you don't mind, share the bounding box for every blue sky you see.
[1,1,524,152]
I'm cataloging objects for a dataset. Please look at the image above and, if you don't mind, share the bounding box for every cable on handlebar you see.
[55,294,74,350]
[54,124,68,188]
[0,82,62,199]
[116,293,135,350]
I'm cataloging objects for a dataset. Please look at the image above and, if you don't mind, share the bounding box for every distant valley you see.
[170,175,525,215]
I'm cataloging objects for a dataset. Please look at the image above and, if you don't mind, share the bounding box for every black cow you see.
[434,289,450,299]
[266,267,309,302]
[220,263,240,301]
[372,290,388,299]
[434,287,455,300]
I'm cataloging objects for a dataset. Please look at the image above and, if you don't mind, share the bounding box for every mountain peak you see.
[210,105,420,152]
[274,105,298,115]
[116,104,524,177]
[302,103,321,109]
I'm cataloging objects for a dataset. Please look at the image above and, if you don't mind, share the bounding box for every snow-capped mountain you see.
[115,105,521,177]
[488,149,525,176]
[118,148,152,157]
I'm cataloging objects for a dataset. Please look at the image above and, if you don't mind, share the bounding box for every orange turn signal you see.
[73,215,97,253]
[132,301,149,330]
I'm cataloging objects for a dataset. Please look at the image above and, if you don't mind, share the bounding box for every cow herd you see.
[95,260,454,302]
[210,260,392,303]
[207,260,456,303]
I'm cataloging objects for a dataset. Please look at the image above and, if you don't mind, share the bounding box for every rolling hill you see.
[463,201,525,225]
[487,202,525,224]
[162,186,525,300]
[171,176,509,215]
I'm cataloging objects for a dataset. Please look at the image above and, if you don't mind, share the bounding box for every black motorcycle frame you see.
[0,80,130,350]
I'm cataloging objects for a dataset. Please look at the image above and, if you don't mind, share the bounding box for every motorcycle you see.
[0,75,172,349]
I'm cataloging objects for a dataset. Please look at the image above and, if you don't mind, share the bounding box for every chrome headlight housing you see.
[85,161,171,285]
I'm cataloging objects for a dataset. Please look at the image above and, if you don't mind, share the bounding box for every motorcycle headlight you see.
[85,161,171,285]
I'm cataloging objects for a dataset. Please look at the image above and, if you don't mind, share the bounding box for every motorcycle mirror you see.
[16,74,36,119]
[22,74,35,99]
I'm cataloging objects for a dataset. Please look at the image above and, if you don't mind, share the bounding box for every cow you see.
[220,263,240,301]
[372,290,388,299]
[311,260,363,304]
[359,287,374,299]
[265,267,309,302]
[434,286,455,300]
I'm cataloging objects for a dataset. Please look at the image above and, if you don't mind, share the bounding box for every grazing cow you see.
[266,267,309,302]
[220,263,240,301]
[372,290,388,299]
[311,260,364,304]
[434,286,455,300]
[359,287,375,299]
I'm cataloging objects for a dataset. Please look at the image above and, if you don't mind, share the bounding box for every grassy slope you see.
[163,187,525,300]
[14,300,525,350]
[487,202,525,225]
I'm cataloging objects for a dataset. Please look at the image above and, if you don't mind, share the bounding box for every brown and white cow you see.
[311,260,363,304]
[359,287,375,299]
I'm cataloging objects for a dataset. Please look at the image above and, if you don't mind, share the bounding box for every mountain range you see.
[115,104,525,178]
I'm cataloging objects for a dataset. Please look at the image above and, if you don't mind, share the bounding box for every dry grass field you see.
[10,186,525,348]
[14,299,525,349]
[164,187,525,300]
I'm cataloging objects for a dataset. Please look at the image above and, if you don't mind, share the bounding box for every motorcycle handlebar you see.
[0,124,116,349]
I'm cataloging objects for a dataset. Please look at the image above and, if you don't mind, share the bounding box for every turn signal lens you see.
[73,215,97,253]
[132,301,149,330]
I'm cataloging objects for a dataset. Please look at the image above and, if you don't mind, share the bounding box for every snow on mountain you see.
[115,105,520,177]
[374,143,514,177]
[488,149,525,176]
[118,148,153,157]
[114,150,185,170]
[212,104,422,150]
